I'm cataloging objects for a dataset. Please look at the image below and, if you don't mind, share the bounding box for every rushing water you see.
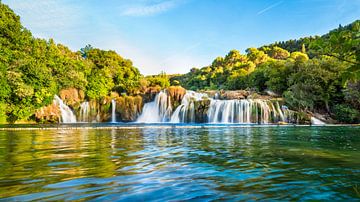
[0,125,359,201]
[53,95,77,123]
[137,91,173,123]
[137,90,294,124]
[111,99,117,123]
[79,101,90,123]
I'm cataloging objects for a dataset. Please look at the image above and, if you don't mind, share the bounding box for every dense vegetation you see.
[0,3,169,123]
[172,20,360,123]
[0,2,359,124]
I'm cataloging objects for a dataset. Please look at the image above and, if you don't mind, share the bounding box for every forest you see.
[0,2,359,123]
[171,21,360,123]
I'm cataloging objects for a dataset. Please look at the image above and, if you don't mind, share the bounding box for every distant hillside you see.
[171,20,360,123]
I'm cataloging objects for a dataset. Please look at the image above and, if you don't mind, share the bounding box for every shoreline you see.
[0,123,359,131]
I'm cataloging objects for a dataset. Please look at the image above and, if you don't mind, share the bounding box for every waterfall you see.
[170,91,208,123]
[137,90,291,124]
[207,99,283,124]
[311,117,326,125]
[79,101,90,122]
[137,91,172,123]
[54,95,77,123]
[111,99,116,123]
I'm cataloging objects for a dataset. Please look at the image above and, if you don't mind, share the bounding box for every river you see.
[0,125,359,201]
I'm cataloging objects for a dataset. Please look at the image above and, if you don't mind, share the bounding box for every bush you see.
[333,104,360,123]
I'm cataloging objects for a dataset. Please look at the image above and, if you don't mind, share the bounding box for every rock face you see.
[59,88,85,107]
[167,86,186,109]
[142,86,161,103]
[35,103,61,123]
[220,90,249,100]
[115,96,143,122]
[200,90,273,100]
[193,99,211,122]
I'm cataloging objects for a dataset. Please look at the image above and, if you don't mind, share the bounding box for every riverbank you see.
[0,123,359,131]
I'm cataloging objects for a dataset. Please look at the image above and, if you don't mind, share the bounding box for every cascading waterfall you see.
[79,101,90,122]
[54,95,77,123]
[137,91,172,123]
[206,99,286,124]
[111,99,116,123]
[137,90,291,124]
[170,91,208,123]
[207,100,253,123]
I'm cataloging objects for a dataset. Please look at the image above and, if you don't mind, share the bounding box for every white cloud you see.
[3,0,83,37]
[121,0,184,17]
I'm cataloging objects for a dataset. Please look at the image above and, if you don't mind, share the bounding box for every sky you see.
[3,0,360,75]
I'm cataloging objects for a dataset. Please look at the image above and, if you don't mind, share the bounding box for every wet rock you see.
[116,95,143,122]
[193,99,211,122]
[35,103,60,123]
[167,86,186,109]
[142,86,161,103]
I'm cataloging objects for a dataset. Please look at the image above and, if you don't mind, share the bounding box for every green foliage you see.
[1,1,359,124]
[0,3,142,122]
[145,73,170,88]
[263,46,290,60]
[246,48,269,65]
[262,60,291,94]
[309,21,360,82]
[333,104,360,123]
[284,58,344,112]
[290,51,309,62]
[85,48,141,95]
[173,20,359,123]
[80,44,93,58]
[343,82,360,110]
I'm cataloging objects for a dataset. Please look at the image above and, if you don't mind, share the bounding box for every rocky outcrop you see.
[167,86,186,109]
[220,90,249,99]
[193,99,211,122]
[200,90,275,100]
[59,88,85,107]
[35,102,60,123]
[115,95,143,122]
[142,86,161,103]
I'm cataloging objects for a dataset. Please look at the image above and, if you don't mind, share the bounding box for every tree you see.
[80,44,93,58]
[246,48,269,65]
[309,20,360,82]
[267,46,290,60]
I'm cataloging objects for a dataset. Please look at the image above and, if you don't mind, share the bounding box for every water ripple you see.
[0,126,359,201]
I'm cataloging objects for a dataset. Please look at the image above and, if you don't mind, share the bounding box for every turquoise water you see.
[0,125,359,201]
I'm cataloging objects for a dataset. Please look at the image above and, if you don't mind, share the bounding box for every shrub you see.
[333,104,360,123]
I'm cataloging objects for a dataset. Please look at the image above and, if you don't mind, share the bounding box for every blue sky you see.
[3,0,360,75]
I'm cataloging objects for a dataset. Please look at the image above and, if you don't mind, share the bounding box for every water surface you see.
[0,126,359,201]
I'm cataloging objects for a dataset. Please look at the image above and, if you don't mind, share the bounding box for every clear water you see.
[0,125,359,201]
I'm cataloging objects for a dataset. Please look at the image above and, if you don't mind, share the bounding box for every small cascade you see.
[170,91,208,123]
[206,99,285,124]
[282,105,295,123]
[79,102,90,122]
[311,117,326,125]
[208,100,253,123]
[54,95,76,123]
[111,99,116,123]
[137,91,172,123]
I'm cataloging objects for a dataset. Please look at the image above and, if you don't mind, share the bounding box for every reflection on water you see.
[0,126,359,201]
